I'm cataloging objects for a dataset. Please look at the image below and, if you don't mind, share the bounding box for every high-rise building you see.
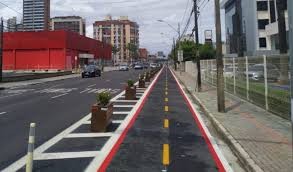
[93,15,139,63]
[51,16,86,36]
[23,0,50,31]
[221,0,288,56]
[7,17,17,32]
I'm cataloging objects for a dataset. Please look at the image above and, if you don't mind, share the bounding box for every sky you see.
[0,0,225,55]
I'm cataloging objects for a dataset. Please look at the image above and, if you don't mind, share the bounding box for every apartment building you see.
[51,16,86,36]
[93,16,139,64]
[7,17,17,32]
[23,0,50,31]
[221,0,288,56]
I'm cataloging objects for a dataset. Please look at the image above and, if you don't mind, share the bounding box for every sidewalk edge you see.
[172,70,264,172]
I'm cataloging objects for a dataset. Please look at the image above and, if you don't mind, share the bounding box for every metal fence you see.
[201,55,290,120]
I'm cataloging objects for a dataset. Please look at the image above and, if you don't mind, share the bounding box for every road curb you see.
[172,70,264,172]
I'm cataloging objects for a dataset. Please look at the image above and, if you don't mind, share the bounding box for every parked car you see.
[143,63,149,69]
[245,64,280,82]
[150,63,158,69]
[134,64,144,70]
[119,65,129,71]
[82,65,101,78]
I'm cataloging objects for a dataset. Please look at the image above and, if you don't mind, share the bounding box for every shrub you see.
[127,79,134,87]
[96,91,111,107]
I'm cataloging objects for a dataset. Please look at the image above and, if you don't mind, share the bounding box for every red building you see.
[3,30,112,71]
[139,48,148,59]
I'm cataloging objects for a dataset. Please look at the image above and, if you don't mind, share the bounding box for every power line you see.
[180,0,191,26]
[0,1,22,15]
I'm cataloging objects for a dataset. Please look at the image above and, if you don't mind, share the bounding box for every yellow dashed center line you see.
[162,144,170,166]
[164,106,169,112]
[165,92,168,95]
[164,119,169,128]
[165,98,168,102]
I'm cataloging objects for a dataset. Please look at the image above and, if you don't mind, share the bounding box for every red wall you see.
[3,31,112,70]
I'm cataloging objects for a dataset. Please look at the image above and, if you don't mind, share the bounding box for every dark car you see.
[82,65,101,78]
[134,64,144,70]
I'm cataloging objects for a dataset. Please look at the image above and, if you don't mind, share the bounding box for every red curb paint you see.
[97,68,163,172]
[170,69,226,172]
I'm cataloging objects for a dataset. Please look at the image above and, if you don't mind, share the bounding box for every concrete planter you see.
[91,102,113,132]
[138,78,145,88]
[125,86,136,100]
[145,73,150,82]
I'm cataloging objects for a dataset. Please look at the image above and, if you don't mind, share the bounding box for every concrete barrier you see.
[2,71,73,83]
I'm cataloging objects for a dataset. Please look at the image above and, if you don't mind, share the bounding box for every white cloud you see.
[0,0,225,55]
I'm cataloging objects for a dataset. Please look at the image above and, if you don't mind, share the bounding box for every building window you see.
[258,19,269,30]
[257,1,268,11]
[259,38,267,48]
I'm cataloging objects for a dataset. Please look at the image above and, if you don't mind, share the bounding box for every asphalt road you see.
[106,68,222,171]
[0,69,145,170]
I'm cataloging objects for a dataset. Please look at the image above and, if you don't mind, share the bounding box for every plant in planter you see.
[138,74,145,88]
[125,79,136,100]
[144,72,150,82]
[91,91,113,132]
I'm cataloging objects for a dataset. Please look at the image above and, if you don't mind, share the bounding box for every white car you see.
[119,65,129,71]
[150,63,158,69]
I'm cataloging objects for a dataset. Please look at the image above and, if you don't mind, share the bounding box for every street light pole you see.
[0,18,3,82]
[214,0,225,112]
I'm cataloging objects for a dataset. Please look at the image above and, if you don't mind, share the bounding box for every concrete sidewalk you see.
[173,70,292,172]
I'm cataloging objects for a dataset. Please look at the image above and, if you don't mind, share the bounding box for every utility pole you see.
[288,0,293,123]
[194,0,201,92]
[173,37,177,70]
[0,18,3,82]
[277,0,288,84]
[214,0,225,112]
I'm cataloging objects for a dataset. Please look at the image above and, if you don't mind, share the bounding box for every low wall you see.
[2,71,73,82]
[185,61,197,78]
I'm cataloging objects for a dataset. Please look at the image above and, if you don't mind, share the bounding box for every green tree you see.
[199,44,216,60]
[127,43,138,60]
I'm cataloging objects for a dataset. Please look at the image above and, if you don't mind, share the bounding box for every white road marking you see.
[0,93,22,99]
[0,112,7,115]
[51,93,68,99]
[83,120,91,124]
[111,100,138,103]
[80,88,91,93]
[113,105,134,108]
[113,111,130,115]
[87,84,96,88]
[1,85,128,171]
[65,133,113,138]
[112,120,123,123]
[35,151,100,160]
[88,89,100,93]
